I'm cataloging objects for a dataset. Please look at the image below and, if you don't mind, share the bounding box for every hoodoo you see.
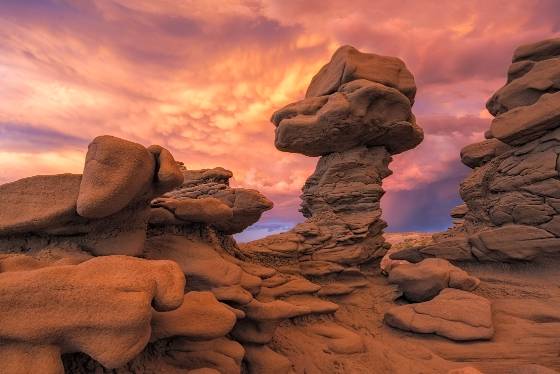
[241,45,423,272]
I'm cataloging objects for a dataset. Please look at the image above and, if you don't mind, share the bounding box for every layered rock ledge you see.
[391,37,560,263]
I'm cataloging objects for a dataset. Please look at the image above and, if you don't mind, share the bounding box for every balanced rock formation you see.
[241,45,423,271]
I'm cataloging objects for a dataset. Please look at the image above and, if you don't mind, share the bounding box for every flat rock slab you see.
[487,57,560,116]
[0,174,82,236]
[513,37,560,63]
[460,139,512,168]
[259,278,321,298]
[388,258,480,302]
[470,224,560,261]
[384,289,494,341]
[491,92,560,146]
[283,295,339,315]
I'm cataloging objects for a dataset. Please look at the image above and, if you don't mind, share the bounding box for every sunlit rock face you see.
[0,134,339,374]
[141,165,343,374]
[0,135,184,257]
[419,38,560,262]
[240,45,423,269]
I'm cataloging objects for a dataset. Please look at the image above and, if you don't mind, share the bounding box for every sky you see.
[0,0,559,242]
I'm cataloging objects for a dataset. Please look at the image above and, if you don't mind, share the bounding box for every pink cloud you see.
[0,0,559,234]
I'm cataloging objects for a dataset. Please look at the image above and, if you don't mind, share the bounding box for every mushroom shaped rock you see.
[273,79,422,156]
[77,135,156,219]
[0,174,83,236]
[0,256,185,369]
[513,37,560,63]
[384,289,494,341]
[147,145,184,194]
[388,258,480,302]
[306,45,417,103]
[151,291,237,341]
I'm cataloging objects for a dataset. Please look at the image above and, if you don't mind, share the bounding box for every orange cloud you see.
[0,0,559,234]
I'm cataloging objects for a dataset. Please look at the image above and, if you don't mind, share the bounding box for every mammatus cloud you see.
[0,0,559,238]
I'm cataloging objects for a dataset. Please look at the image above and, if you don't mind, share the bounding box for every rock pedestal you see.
[241,45,423,270]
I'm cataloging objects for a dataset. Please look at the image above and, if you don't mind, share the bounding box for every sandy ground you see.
[267,232,560,374]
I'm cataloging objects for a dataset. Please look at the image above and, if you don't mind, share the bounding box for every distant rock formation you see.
[393,38,560,263]
[241,45,423,270]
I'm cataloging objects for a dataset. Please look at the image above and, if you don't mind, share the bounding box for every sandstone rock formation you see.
[241,45,423,274]
[142,164,349,373]
[396,37,560,263]
[3,40,560,374]
[387,258,480,302]
[0,135,184,257]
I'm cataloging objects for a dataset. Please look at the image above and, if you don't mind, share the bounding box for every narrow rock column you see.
[241,45,423,271]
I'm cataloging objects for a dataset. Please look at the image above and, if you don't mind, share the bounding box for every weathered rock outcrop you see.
[0,135,184,257]
[4,40,560,374]
[0,135,256,372]
[241,45,423,274]
[143,165,349,373]
[411,37,560,263]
